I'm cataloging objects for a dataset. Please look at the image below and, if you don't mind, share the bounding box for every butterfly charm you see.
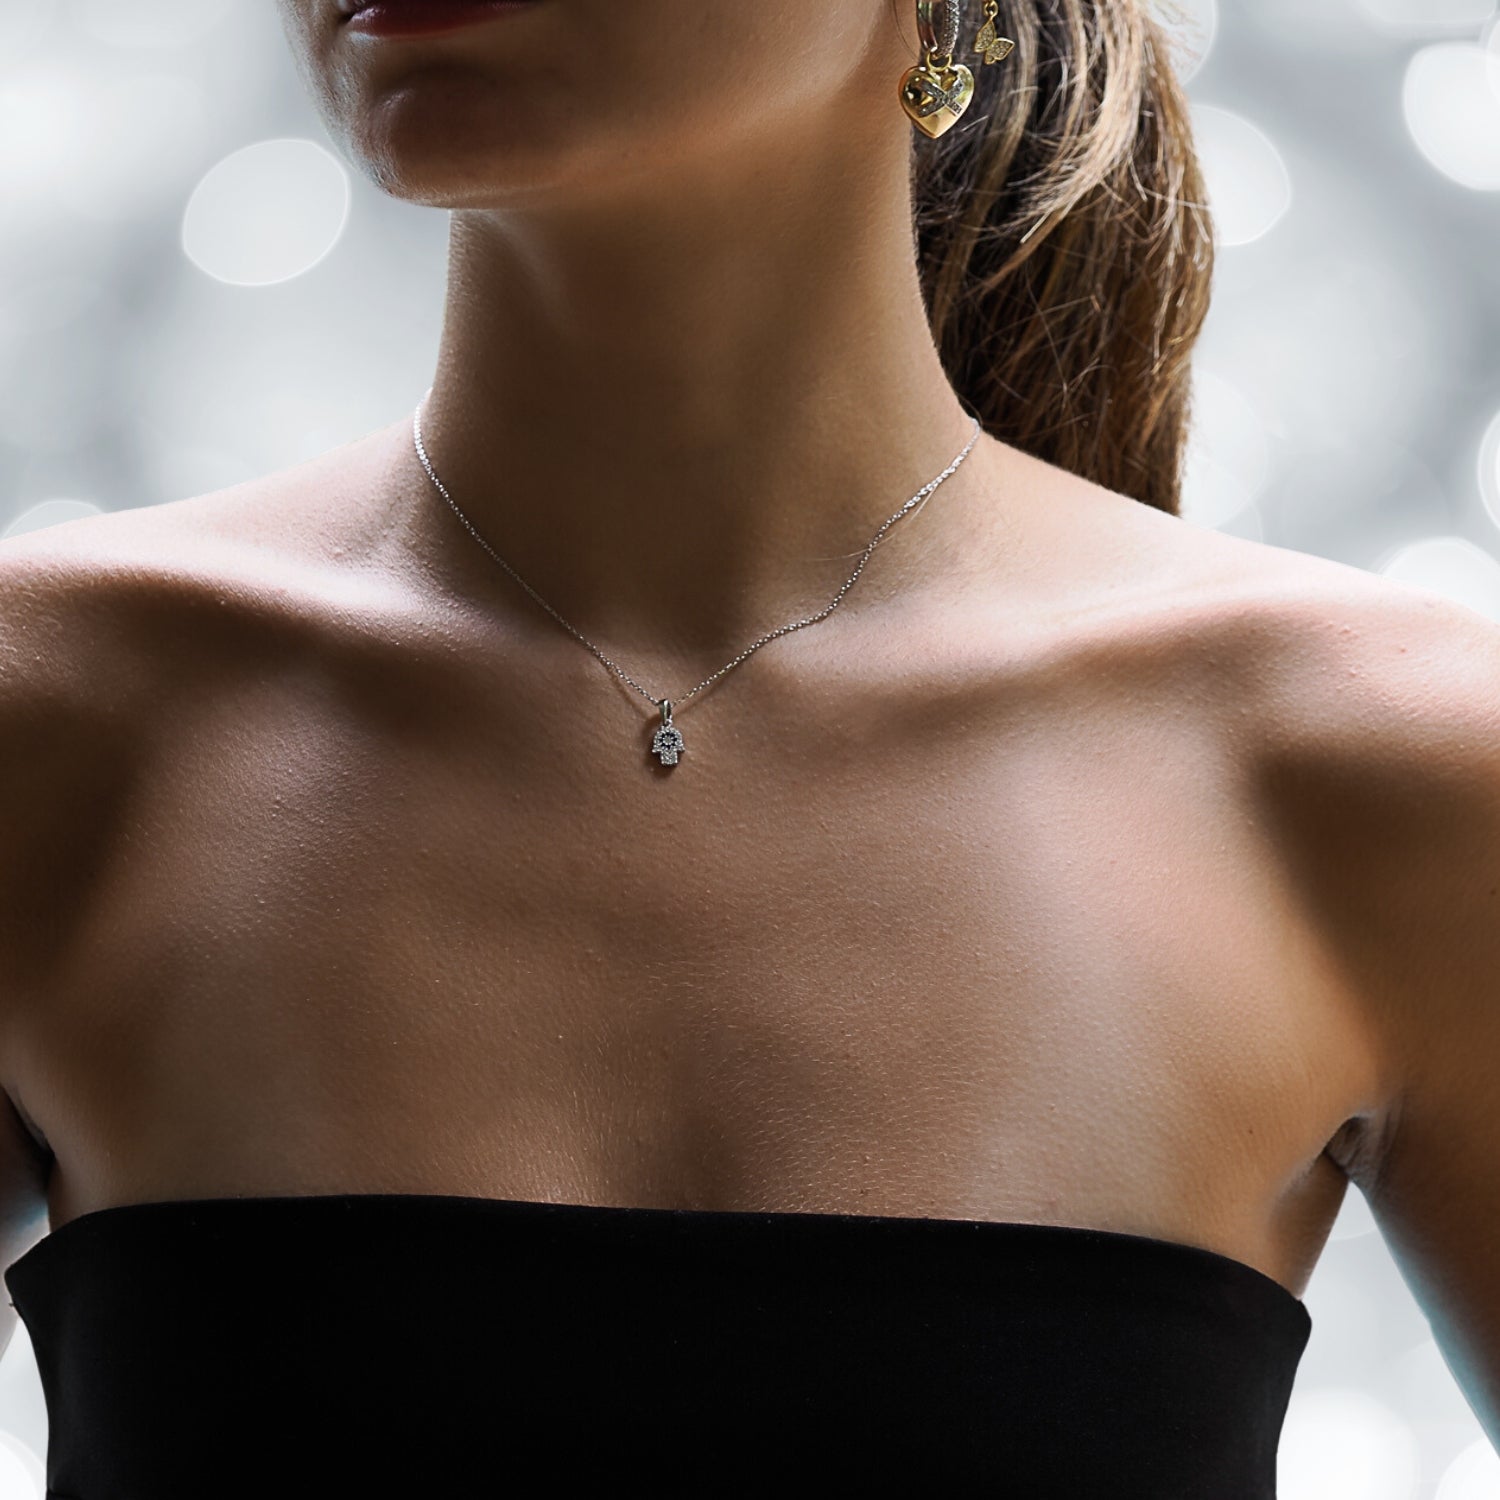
[974,16,1015,66]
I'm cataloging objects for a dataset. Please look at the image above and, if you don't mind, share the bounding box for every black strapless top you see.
[3,1193,1311,1497]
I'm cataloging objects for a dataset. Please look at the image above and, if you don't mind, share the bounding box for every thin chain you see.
[410,389,983,713]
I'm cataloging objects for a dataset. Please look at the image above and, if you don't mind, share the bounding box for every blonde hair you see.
[913,0,1214,515]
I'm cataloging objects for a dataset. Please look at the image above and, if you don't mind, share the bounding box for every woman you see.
[0,0,1496,1491]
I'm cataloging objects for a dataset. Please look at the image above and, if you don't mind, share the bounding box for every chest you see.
[11,604,1378,1281]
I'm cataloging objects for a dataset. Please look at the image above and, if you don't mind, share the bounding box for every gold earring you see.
[900,1,972,139]
[973,1,1015,68]
[899,1,1015,140]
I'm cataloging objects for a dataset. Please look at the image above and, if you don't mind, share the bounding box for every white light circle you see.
[1355,0,1498,33]
[0,0,48,67]
[0,1429,43,1499]
[65,0,240,50]
[149,445,258,504]
[0,276,122,453]
[0,63,91,202]
[1278,1389,1420,1500]
[1180,369,1271,528]
[3,272,109,339]
[1403,43,1500,191]
[1480,408,1500,534]
[1246,0,1389,56]
[1301,1268,1386,1370]
[2,500,106,539]
[182,139,351,287]
[1327,1184,1378,1242]
[1377,535,1500,622]
[1436,1438,1500,1499]
[1192,105,1293,246]
[1147,0,1218,83]
[1389,1336,1482,1427]
[1212,498,1265,543]
[52,71,206,223]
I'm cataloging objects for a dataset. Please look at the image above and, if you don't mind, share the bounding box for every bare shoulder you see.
[0,449,391,1279]
[1203,529,1500,1440]
[0,525,146,1303]
[0,422,400,609]
[1212,527,1500,867]
[0,427,408,978]
[1069,472,1500,747]
[1225,535,1500,766]
[0,423,421,702]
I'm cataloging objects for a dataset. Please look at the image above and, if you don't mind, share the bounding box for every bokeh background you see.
[1,0,1499,1495]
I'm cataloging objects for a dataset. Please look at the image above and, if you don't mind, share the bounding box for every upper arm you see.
[0,544,68,1357]
[0,1093,50,1359]
[1257,581,1500,1444]
[1358,658,1500,1447]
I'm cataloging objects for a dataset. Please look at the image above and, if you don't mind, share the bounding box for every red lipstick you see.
[343,0,541,39]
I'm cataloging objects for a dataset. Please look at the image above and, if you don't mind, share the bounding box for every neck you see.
[390,112,1001,667]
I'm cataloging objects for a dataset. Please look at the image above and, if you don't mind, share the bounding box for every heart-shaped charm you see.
[898,60,975,138]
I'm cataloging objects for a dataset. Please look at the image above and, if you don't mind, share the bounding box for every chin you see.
[341,72,594,206]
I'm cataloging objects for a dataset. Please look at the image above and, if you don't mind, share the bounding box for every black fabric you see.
[4,1192,1311,1497]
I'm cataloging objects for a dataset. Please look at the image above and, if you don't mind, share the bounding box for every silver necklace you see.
[410,389,983,767]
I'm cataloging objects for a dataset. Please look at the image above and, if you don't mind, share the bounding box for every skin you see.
[0,0,1497,1443]
[276,0,997,657]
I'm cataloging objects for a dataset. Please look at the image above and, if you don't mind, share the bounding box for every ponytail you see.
[914,1,1214,516]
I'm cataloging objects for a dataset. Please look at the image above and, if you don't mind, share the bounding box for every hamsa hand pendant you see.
[651,700,685,766]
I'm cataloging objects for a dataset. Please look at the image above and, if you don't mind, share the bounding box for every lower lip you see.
[344,0,540,38]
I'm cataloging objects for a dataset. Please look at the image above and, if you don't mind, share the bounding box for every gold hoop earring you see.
[900,1,971,139]
[899,1,1014,140]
